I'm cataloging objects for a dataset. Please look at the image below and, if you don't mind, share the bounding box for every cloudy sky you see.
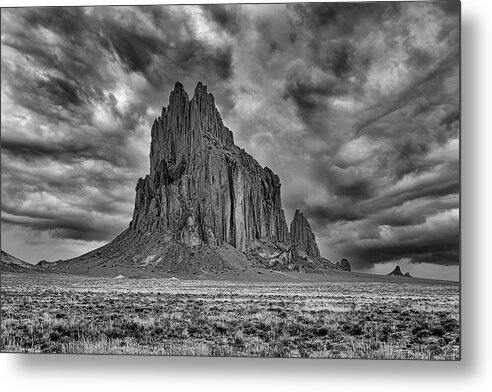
[1,2,460,280]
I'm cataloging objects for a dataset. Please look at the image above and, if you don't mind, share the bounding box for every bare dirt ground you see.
[1,273,460,359]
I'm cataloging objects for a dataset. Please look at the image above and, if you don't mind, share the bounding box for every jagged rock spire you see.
[131,82,288,252]
[289,209,321,259]
[149,81,233,174]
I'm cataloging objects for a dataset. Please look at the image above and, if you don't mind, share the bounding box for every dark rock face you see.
[289,210,320,259]
[404,272,412,278]
[130,82,289,252]
[336,258,351,271]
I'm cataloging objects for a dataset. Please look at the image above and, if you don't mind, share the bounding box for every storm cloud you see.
[1,3,459,280]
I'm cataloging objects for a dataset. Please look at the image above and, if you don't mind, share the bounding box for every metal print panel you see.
[0,2,460,359]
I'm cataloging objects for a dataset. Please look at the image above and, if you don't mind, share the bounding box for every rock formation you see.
[336,258,351,271]
[46,82,342,278]
[387,266,412,277]
[36,259,64,268]
[290,209,320,259]
[388,265,403,276]
[131,82,288,252]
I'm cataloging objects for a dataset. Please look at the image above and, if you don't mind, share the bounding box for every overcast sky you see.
[1,2,460,280]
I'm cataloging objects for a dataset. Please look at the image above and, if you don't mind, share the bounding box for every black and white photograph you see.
[1,1,460,359]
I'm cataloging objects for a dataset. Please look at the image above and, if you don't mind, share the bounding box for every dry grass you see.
[1,273,459,359]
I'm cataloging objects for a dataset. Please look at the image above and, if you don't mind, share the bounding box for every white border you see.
[2,1,491,391]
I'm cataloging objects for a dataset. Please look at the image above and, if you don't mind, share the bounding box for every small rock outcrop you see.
[387,265,411,277]
[37,260,49,267]
[37,259,61,268]
[336,258,351,271]
[289,209,321,259]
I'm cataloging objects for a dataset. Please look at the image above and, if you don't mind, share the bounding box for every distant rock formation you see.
[37,260,49,267]
[42,82,345,278]
[388,266,403,276]
[37,260,52,267]
[336,258,351,271]
[387,265,412,277]
[290,209,321,259]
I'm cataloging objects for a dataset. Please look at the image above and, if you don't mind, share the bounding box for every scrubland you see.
[1,273,459,359]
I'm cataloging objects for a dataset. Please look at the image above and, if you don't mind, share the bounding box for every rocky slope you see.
[42,82,337,278]
[1,250,42,273]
